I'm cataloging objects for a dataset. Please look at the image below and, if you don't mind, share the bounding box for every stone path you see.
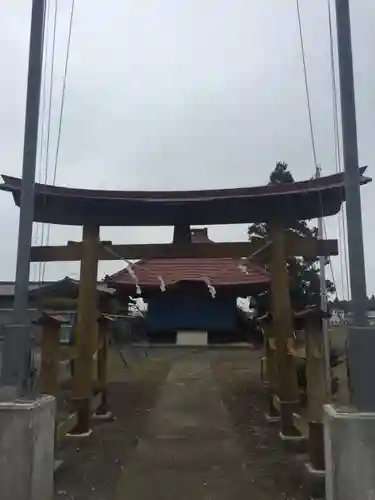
[115,354,255,500]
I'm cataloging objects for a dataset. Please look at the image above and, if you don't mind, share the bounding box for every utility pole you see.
[316,166,332,398]
[335,0,375,411]
[335,0,367,326]
[0,0,46,392]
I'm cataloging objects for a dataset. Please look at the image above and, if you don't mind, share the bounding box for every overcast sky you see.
[0,0,374,298]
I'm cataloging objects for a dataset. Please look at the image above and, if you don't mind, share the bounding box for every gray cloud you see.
[0,0,374,298]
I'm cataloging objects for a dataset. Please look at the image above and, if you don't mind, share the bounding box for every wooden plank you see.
[30,237,338,262]
[31,243,82,262]
[286,233,338,258]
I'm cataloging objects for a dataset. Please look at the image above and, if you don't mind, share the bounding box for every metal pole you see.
[316,166,332,398]
[0,0,45,392]
[335,0,368,326]
[334,0,375,412]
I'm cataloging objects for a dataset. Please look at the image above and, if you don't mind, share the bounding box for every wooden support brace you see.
[258,314,280,420]
[268,338,277,351]
[36,313,69,397]
[305,312,327,471]
[40,322,60,397]
[266,339,280,419]
[95,315,110,416]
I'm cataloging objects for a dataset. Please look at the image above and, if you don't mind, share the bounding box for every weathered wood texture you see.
[40,321,60,397]
[72,224,100,434]
[269,221,300,437]
[95,316,111,415]
[305,311,327,471]
[259,313,280,418]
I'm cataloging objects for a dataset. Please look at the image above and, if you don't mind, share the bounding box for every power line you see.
[39,0,62,282]
[37,0,59,283]
[51,0,75,186]
[295,0,318,169]
[295,1,337,290]
[41,0,75,282]
[295,0,351,304]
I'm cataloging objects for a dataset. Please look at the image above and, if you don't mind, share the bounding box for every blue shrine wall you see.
[146,289,237,332]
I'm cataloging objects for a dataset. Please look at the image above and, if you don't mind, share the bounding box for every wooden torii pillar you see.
[71,224,100,436]
[268,220,301,439]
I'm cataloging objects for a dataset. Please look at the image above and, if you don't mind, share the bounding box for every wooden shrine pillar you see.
[259,313,280,420]
[72,223,100,435]
[305,310,327,472]
[269,220,300,438]
[38,313,67,397]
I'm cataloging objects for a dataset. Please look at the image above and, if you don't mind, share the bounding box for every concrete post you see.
[0,394,56,500]
[324,404,375,500]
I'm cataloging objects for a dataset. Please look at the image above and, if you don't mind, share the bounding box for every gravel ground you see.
[54,348,316,500]
[55,354,171,500]
[211,350,309,500]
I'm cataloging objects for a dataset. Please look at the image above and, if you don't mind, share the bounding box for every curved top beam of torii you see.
[0,167,370,227]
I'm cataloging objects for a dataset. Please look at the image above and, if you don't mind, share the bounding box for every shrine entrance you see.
[0,167,370,496]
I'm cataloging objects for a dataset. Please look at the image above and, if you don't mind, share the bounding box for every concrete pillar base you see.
[279,431,305,441]
[324,404,375,500]
[92,410,114,421]
[305,462,325,477]
[279,430,306,453]
[0,394,56,500]
[66,428,93,438]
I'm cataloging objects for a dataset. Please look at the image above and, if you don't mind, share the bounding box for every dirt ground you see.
[55,353,171,500]
[211,350,308,500]
[54,348,316,500]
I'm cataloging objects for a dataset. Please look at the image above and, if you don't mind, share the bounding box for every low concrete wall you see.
[324,404,375,500]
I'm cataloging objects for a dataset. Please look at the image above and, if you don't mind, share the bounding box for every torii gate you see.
[0,168,370,435]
